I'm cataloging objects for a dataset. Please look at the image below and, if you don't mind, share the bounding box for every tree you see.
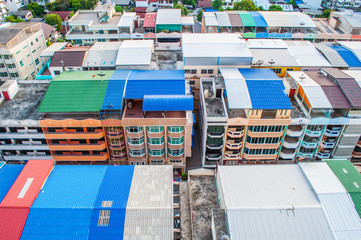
[269,5,283,11]
[174,4,188,16]
[4,15,24,23]
[181,0,196,8]
[27,2,45,17]
[197,10,203,22]
[290,0,297,8]
[212,0,223,10]
[321,9,331,18]
[45,14,62,31]
[233,0,259,11]
[114,6,123,13]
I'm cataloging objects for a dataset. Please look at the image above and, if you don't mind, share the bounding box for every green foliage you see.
[114,6,123,13]
[46,39,53,47]
[46,0,96,12]
[174,4,188,16]
[57,38,65,42]
[321,9,331,18]
[212,0,223,10]
[269,5,283,11]
[5,15,24,23]
[27,2,45,17]
[225,7,232,10]
[181,0,196,8]
[233,0,259,11]
[218,7,224,11]
[181,172,188,180]
[129,7,135,12]
[45,14,62,31]
[197,10,203,22]
[290,0,297,8]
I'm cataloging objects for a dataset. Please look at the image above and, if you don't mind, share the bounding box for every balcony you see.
[111,152,127,160]
[207,131,224,138]
[301,141,318,149]
[53,153,108,161]
[146,130,165,138]
[316,152,331,159]
[148,142,165,150]
[243,153,278,160]
[127,142,145,150]
[298,151,314,159]
[167,130,184,138]
[106,131,123,138]
[168,144,184,150]
[205,154,221,161]
[226,141,242,150]
[352,152,361,158]
[283,136,300,149]
[357,140,361,148]
[320,141,335,149]
[305,129,322,137]
[286,125,303,137]
[324,128,341,137]
[206,143,223,150]
[244,142,281,149]
[48,142,107,151]
[224,152,241,159]
[247,130,284,138]
[108,142,125,149]
[44,130,104,139]
[279,148,296,159]
[168,153,184,160]
[227,129,244,138]
[126,131,144,138]
[149,154,165,160]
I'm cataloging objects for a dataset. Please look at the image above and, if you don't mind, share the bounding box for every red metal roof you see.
[0,160,54,208]
[135,7,147,12]
[144,13,157,28]
[0,207,29,240]
[48,11,72,21]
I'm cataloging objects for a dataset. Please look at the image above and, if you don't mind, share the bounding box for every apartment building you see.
[66,3,139,46]
[5,0,23,12]
[0,22,47,81]
[36,70,192,174]
[331,10,361,36]
[328,0,361,9]
[0,0,8,20]
[199,68,292,167]
[0,81,52,162]
[135,0,173,7]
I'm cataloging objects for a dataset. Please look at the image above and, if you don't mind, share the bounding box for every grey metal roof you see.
[203,12,219,26]
[227,208,334,240]
[156,9,181,25]
[250,48,299,67]
[220,68,252,109]
[313,43,349,68]
[215,12,231,27]
[0,22,41,45]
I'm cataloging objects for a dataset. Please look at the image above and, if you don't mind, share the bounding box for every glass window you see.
[129,149,145,156]
[168,148,184,156]
[208,69,213,74]
[0,72,8,77]
[10,73,19,78]
[149,148,165,156]
[191,69,197,74]
[127,126,143,133]
[0,63,4,68]
[127,137,144,145]
[167,126,184,133]
[148,137,164,145]
[201,69,207,74]
[7,63,16,68]
[147,126,164,133]
[184,69,190,74]
[35,58,39,65]
[168,136,184,144]
[272,68,282,74]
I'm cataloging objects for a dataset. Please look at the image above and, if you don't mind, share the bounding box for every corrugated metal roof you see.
[313,43,349,68]
[38,80,110,112]
[336,78,361,108]
[0,165,24,203]
[101,80,126,110]
[302,86,333,109]
[50,51,87,67]
[250,11,267,27]
[227,208,334,240]
[0,160,54,208]
[238,11,256,27]
[142,95,193,111]
[259,11,293,27]
[40,42,68,57]
[118,12,135,27]
[220,67,252,109]
[203,12,219,26]
[143,13,156,28]
[88,166,134,240]
[299,162,347,195]
[247,39,288,49]
[31,165,107,209]
[217,165,321,209]
[325,160,361,194]
[181,16,194,25]
[228,13,243,27]
[156,9,181,25]
[0,207,29,240]
[246,80,293,110]
[215,12,231,27]
[238,68,281,81]
[123,166,173,239]
[83,42,121,68]
[330,45,361,67]
[339,41,361,62]
[286,41,332,67]
[250,48,299,67]
[350,192,361,218]
[125,70,185,99]
[53,71,115,81]
[115,40,153,66]
[110,70,131,80]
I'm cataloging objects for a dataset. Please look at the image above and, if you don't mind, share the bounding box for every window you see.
[148,137,164,145]
[168,136,184,145]
[0,63,4,68]
[99,30,104,34]
[169,159,182,163]
[27,54,30,57]
[97,210,110,226]
[7,64,16,68]
[54,70,61,75]
[189,80,195,85]
[147,126,164,133]
[130,161,134,165]
[35,58,39,65]
[127,137,144,145]
[287,68,294,72]
[201,69,207,74]
[272,68,282,74]
[168,148,184,156]
[184,69,190,74]
[168,126,184,133]
[0,72,8,77]
[208,69,213,74]
[32,49,36,53]
[149,149,165,156]
[36,38,38,42]
[129,149,145,156]
[191,69,197,74]
[4,55,11,59]
[23,45,27,49]
[10,73,19,78]
[126,126,143,133]
[16,50,20,54]
[31,41,33,46]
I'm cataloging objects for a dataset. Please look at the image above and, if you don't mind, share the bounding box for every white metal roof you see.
[40,42,68,57]
[247,39,288,49]
[227,208,334,240]
[182,34,252,58]
[333,11,361,28]
[313,43,349,68]
[115,40,153,66]
[123,165,173,239]
[181,16,194,26]
[250,48,299,67]
[203,12,219,26]
[118,12,136,27]
[83,42,121,67]
[217,165,321,209]
[299,162,347,195]
[286,41,332,67]
[259,11,317,28]
[156,9,181,25]
[220,67,252,109]
[288,71,319,86]
[215,12,231,27]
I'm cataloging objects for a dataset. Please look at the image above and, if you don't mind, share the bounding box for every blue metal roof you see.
[0,164,24,203]
[330,46,361,67]
[250,12,268,27]
[125,80,185,99]
[142,95,193,111]
[246,80,293,109]
[110,70,131,81]
[31,165,107,209]
[238,68,281,81]
[21,208,93,240]
[88,166,134,240]
[101,80,126,110]
[127,70,185,81]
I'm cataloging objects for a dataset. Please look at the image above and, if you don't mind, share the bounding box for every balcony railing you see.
[316,152,331,159]
[298,151,314,159]
[324,128,341,137]
[224,152,241,159]
[207,132,224,138]
[206,143,223,150]
[321,141,335,149]
[286,126,303,137]
[301,141,318,149]
[205,154,221,161]
[227,129,244,138]
[305,129,322,137]
[226,141,242,150]
[107,131,123,137]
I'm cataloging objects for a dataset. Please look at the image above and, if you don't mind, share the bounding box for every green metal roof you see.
[38,80,109,112]
[238,11,256,27]
[350,192,361,217]
[325,160,361,193]
[53,71,115,81]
